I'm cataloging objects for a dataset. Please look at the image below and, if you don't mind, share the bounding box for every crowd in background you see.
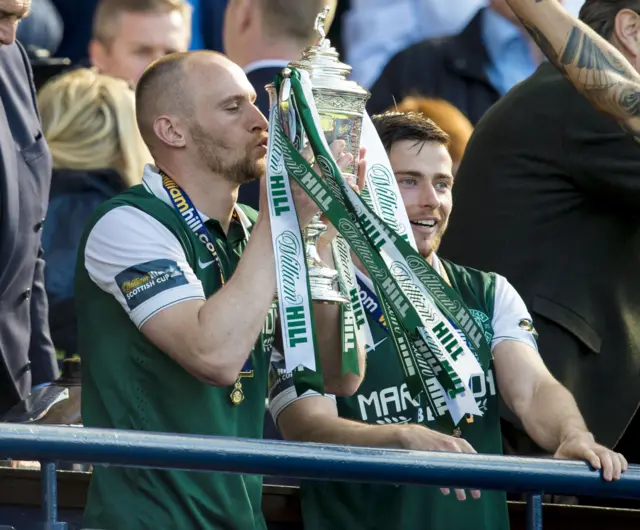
[16,0,587,360]
[2,0,640,527]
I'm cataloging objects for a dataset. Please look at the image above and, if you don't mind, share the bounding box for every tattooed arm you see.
[506,0,640,140]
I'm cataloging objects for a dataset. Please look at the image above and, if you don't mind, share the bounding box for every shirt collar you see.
[243,59,291,75]
[482,8,525,68]
[141,164,252,233]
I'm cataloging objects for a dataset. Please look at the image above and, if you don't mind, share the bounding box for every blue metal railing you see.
[1,423,639,530]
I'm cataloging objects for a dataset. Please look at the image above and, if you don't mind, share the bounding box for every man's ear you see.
[237,0,256,35]
[613,9,640,60]
[153,116,187,149]
[88,38,109,72]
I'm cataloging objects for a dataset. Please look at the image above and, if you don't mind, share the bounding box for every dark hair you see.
[390,96,473,166]
[579,0,640,39]
[371,111,451,153]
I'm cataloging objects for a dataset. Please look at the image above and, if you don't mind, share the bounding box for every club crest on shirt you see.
[450,309,493,364]
[518,318,538,338]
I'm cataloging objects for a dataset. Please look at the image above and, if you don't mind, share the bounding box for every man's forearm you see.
[313,240,365,396]
[195,217,277,380]
[507,0,640,138]
[281,407,405,448]
[520,379,590,452]
[278,398,478,461]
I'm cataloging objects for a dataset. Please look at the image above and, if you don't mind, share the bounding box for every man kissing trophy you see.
[265,7,486,432]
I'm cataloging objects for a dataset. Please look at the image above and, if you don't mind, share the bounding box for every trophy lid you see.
[288,6,368,95]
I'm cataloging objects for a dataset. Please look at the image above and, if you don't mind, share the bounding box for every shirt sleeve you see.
[491,274,538,351]
[268,347,334,424]
[84,205,206,328]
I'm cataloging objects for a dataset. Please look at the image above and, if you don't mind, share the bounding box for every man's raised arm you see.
[507,0,640,139]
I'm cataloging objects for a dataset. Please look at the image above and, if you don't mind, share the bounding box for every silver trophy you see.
[267,7,370,305]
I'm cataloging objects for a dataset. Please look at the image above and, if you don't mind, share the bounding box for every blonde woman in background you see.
[39,68,152,362]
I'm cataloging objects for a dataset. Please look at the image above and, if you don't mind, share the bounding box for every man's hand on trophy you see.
[292,139,355,227]
[318,145,367,246]
[257,173,271,224]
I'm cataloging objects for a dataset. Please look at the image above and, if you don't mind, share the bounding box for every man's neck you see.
[236,41,308,71]
[157,160,237,233]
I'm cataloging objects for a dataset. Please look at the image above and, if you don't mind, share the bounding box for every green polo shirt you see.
[270,257,539,530]
[76,167,277,529]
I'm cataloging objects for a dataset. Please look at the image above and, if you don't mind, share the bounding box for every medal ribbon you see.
[161,171,253,376]
[161,171,226,286]
[356,274,388,332]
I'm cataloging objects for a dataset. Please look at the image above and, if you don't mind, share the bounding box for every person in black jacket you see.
[0,2,58,416]
[439,0,640,460]
[222,0,336,210]
[367,0,546,124]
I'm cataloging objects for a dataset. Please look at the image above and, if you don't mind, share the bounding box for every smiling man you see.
[268,111,627,530]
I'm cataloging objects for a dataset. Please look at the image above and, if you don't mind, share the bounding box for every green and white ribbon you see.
[266,77,365,392]
[359,111,416,247]
[268,68,492,425]
[293,78,373,373]
[295,70,484,423]
[266,93,323,395]
[331,235,372,375]
[357,112,490,421]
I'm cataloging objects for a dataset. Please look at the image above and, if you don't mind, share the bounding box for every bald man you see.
[75,51,364,530]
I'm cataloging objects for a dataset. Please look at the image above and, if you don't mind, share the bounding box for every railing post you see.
[526,493,543,530]
[40,461,67,530]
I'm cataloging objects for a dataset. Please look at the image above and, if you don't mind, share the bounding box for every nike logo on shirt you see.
[366,337,388,353]
[198,258,215,269]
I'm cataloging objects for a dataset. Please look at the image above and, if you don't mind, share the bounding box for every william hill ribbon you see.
[266,68,492,427]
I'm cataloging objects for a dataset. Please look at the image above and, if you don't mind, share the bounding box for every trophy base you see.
[308,266,350,305]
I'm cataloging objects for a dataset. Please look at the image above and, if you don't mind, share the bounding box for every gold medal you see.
[453,415,474,437]
[230,380,245,405]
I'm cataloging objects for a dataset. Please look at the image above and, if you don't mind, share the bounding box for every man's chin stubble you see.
[417,235,444,261]
[225,159,266,185]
